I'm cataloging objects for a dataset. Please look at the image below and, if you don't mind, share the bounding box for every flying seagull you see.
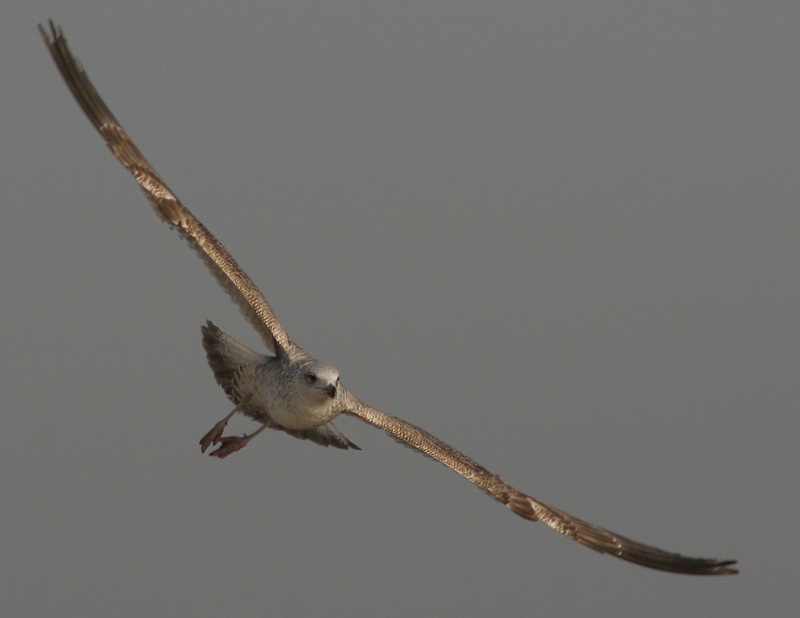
[39,20,737,575]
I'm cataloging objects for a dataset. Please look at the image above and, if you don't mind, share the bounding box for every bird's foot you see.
[207,423,267,459]
[199,407,240,453]
[208,434,256,458]
[199,418,230,453]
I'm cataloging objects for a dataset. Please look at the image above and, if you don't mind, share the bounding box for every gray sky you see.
[3,2,797,616]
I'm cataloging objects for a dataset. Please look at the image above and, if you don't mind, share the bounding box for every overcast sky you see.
[3,2,797,616]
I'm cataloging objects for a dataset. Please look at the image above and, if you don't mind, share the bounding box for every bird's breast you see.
[254,366,342,430]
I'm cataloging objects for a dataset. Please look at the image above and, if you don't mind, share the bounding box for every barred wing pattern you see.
[39,21,301,361]
[41,20,737,575]
[348,400,737,575]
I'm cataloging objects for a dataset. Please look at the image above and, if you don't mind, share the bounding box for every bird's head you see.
[297,361,341,402]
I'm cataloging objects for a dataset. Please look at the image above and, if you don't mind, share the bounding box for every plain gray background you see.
[3,2,796,616]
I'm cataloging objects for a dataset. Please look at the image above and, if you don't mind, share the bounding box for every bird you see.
[39,20,737,575]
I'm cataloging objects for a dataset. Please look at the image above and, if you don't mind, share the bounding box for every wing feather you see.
[39,21,300,359]
[347,398,737,575]
[42,20,736,576]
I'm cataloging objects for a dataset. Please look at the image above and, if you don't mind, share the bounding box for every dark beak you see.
[324,384,337,398]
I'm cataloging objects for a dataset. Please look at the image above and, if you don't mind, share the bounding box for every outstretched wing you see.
[41,21,736,576]
[39,20,302,360]
[346,398,737,575]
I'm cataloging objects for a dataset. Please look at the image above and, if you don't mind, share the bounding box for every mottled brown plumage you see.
[40,20,737,575]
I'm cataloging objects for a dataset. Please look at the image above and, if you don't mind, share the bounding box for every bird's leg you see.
[199,406,239,453]
[208,423,268,459]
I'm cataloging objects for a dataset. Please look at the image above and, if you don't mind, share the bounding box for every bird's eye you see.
[305,372,317,383]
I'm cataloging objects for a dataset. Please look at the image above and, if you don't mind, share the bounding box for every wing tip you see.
[708,558,738,576]
[38,19,59,45]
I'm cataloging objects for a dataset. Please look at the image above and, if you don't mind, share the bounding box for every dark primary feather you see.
[41,20,737,575]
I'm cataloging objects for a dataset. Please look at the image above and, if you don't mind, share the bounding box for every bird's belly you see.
[267,402,339,430]
[247,362,342,430]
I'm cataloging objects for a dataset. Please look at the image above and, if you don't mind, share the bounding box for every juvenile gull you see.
[40,21,737,575]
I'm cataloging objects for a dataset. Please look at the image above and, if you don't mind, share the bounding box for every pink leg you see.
[199,406,238,453]
[208,423,268,458]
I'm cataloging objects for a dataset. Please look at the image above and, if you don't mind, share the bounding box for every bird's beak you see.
[324,384,337,398]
